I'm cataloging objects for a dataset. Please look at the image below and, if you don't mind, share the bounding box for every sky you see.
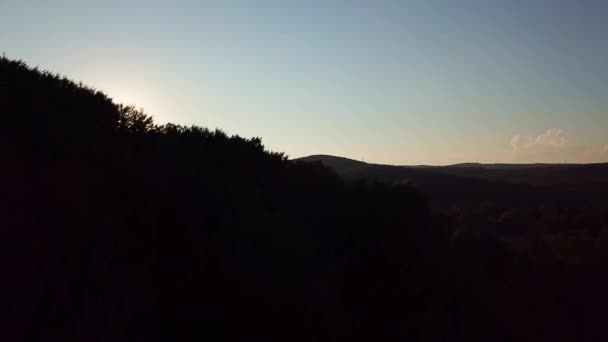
[1,0,607,165]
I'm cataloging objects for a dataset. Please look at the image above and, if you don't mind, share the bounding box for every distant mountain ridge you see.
[298,155,608,171]
[297,154,367,171]
[297,154,608,207]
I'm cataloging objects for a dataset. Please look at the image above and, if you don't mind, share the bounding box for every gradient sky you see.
[2,0,607,164]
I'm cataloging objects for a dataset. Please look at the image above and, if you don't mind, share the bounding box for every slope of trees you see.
[3,57,608,341]
[2,57,449,341]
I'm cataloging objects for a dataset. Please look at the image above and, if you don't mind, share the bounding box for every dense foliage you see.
[3,57,607,341]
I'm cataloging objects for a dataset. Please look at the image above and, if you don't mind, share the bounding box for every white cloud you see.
[511,129,607,163]
[511,128,567,153]
[534,128,567,147]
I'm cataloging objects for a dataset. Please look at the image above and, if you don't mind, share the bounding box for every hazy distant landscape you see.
[300,154,608,207]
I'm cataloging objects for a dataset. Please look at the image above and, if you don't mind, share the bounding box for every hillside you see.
[4,57,608,341]
[297,154,367,172]
[2,57,441,341]
[300,155,608,207]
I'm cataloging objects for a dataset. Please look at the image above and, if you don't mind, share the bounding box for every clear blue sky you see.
[2,0,607,164]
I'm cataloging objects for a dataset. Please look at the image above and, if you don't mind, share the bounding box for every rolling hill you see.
[298,155,608,208]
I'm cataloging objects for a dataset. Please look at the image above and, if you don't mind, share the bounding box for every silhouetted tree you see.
[3,56,608,342]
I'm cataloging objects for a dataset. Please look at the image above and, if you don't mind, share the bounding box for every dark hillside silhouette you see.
[1,57,444,341]
[300,155,608,208]
[302,155,608,341]
[3,57,608,341]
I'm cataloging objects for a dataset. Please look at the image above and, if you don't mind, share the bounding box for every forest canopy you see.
[3,57,608,341]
